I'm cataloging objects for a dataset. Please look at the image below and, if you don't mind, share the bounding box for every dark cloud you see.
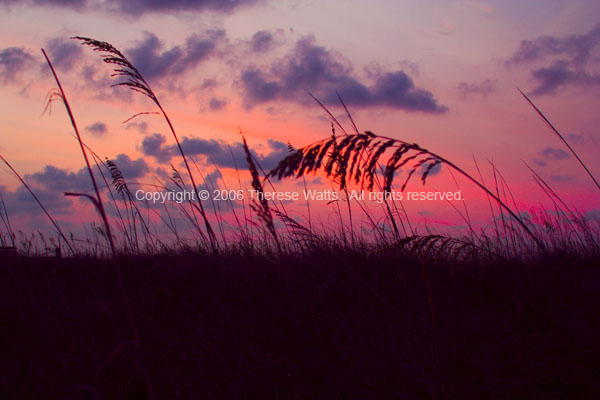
[529,60,600,95]
[126,30,225,80]
[197,169,222,191]
[86,121,107,137]
[250,30,274,53]
[239,37,446,112]
[0,0,87,9]
[549,175,574,182]
[125,121,148,134]
[1,185,73,216]
[139,133,289,170]
[530,61,573,94]
[78,63,118,98]
[539,146,570,161]
[140,133,173,163]
[566,132,598,145]
[419,162,442,178]
[241,68,281,103]
[456,79,497,99]
[108,0,262,14]
[0,47,36,84]
[44,37,82,72]
[110,153,149,180]
[509,23,600,66]
[1,155,148,216]
[567,132,586,145]
[294,176,324,188]
[201,78,218,89]
[209,97,227,110]
[27,165,92,192]
[509,24,600,95]
[0,0,262,14]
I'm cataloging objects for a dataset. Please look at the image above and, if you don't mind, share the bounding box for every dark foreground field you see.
[1,248,599,399]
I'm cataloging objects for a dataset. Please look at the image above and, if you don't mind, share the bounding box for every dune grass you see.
[1,247,600,399]
[0,37,599,399]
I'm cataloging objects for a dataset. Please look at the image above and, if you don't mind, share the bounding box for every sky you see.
[1,0,599,244]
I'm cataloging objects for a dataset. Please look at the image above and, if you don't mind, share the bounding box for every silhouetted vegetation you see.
[1,37,599,399]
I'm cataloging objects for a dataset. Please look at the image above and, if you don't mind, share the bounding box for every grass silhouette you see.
[0,37,599,399]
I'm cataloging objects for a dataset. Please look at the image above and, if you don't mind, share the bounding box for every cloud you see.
[44,37,82,72]
[508,24,600,95]
[420,162,442,178]
[126,30,225,80]
[539,146,570,161]
[109,0,262,15]
[125,121,148,134]
[1,155,148,216]
[0,0,87,10]
[239,37,446,112]
[201,78,218,89]
[250,30,275,53]
[456,79,497,99]
[1,185,73,216]
[566,132,598,145]
[0,0,262,15]
[197,169,222,191]
[0,47,36,84]
[209,97,227,110]
[27,158,148,191]
[139,133,289,170]
[109,153,149,180]
[509,23,600,66]
[140,133,173,163]
[27,165,92,192]
[549,175,574,182]
[86,121,107,137]
[530,60,600,95]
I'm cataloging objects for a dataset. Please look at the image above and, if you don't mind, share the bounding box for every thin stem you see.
[156,103,218,250]
[0,154,74,254]
[41,48,116,257]
[519,88,600,192]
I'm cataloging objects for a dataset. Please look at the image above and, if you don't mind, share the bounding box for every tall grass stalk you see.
[73,36,218,250]
[519,88,600,191]
[270,132,547,253]
[0,192,16,248]
[42,48,155,397]
[41,48,116,257]
[0,153,74,254]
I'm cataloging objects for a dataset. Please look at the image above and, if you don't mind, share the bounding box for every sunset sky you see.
[1,0,599,240]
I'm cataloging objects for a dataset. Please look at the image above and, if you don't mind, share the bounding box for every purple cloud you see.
[125,30,225,80]
[456,79,497,99]
[1,155,148,216]
[86,121,107,137]
[209,97,227,110]
[250,30,275,53]
[0,47,36,84]
[109,153,150,179]
[509,24,600,95]
[109,0,262,14]
[0,0,262,14]
[539,146,570,161]
[530,60,600,95]
[239,37,446,112]
[45,37,82,72]
[139,133,289,170]
[140,133,173,163]
[509,23,600,66]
